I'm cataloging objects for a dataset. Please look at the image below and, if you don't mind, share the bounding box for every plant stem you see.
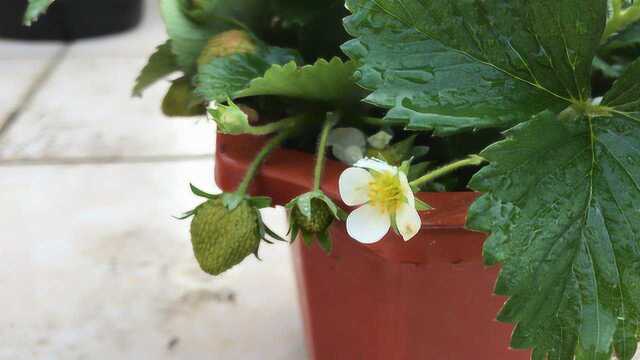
[409,155,486,188]
[235,129,292,197]
[313,115,338,191]
[602,3,640,43]
[246,116,301,136]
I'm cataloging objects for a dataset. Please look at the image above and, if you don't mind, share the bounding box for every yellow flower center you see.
[368,171,403,214]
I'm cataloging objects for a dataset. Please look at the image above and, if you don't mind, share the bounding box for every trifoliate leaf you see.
[342,0,607,135]
[467,57,640,359]
[133,41,178,97]
[23,0,54,26]
[236,57,360,103]
[195,47,300,102]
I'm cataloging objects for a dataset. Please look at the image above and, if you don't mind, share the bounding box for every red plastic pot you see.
[215,134,531,360]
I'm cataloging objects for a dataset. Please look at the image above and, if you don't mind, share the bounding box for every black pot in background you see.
[0,0,143,40]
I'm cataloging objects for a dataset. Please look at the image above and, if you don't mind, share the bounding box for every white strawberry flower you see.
[339,158,421,244]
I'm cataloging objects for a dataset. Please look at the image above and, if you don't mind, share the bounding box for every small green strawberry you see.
[286,191,346,253]
[190,198,261,275]
[181,185,283,276]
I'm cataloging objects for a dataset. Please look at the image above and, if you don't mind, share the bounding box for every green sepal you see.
[368,135,417,166]
[174,208,197,220]
[288,223,300,243]
[301,231,314,246]
[247,196,272,209]
[399,159,412,176]
[262,222,287,243]
[414,198,432,212]
[286,190,345,221]
[407,161,431,183]
[317,232,333,254]
[411,146,430,159]
[222,192,244,210]
[190,183,218,199]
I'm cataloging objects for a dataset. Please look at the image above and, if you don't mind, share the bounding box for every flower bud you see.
[208,100,251,134]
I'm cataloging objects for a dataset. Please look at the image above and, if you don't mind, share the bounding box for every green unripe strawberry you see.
[197,30,257,66]
[291,198,334,234]
[190,198,260,275]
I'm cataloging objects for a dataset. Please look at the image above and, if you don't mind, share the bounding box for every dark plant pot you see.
[215,133,531,360]
[0,0,142,40]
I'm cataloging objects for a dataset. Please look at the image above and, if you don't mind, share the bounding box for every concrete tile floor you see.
[0,1,306,359]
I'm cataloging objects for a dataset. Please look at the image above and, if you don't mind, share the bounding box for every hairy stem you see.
[409,155,486,188]
[235,129,293,197]
[313,114,338,191]
[246,116,302,136]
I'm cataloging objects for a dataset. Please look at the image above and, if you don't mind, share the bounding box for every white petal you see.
[332,144,364,165]
[346,204,391,244]
[328,127,367,148]
[396,202,422,241]
[399,171,414,205]
[354,157,397,173]
[339,167,373,206]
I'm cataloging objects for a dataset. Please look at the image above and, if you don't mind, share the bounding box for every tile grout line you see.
[0,45,70,139]
[0,154,213,167]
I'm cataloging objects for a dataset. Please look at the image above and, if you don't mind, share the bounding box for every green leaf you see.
[236,57,360,103]
[23,0,54,26]
[133,41,179,97]
[342,0,607,135]
[467,64,640,360]
[161,77,205,117]
[195,47,300,102]
[601,21,640,53]
[161,0,219,71]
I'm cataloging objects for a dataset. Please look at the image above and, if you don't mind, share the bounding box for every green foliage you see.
[342,0,606,135]
[195,47,300,102]
[23,0,54,26]
[133,41,178,97]
[467,59,640,359]
[236,57,359,103]
[136,1,640,357]
[161,77,205,117]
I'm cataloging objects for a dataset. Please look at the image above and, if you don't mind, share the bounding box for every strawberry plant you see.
[25,0,640,358]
